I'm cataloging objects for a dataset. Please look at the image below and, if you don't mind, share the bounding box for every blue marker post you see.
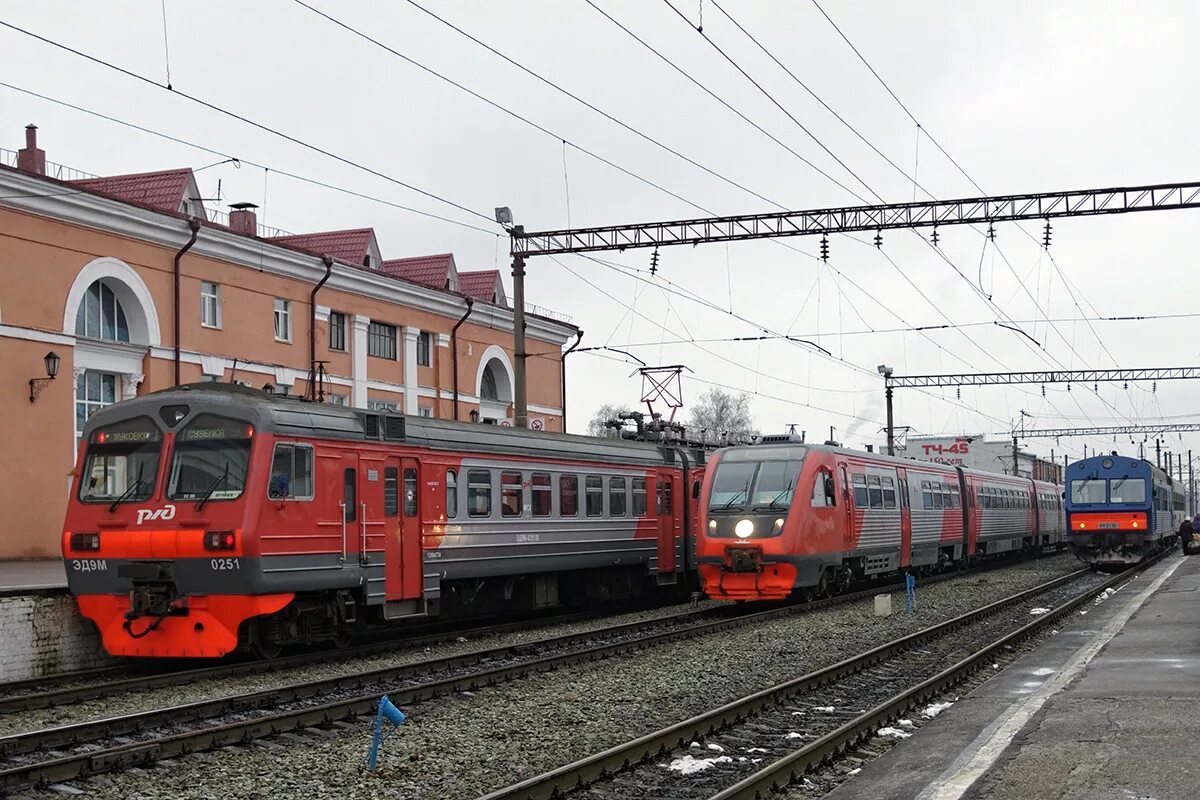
[365,695,407,773]
[905,573,916,614]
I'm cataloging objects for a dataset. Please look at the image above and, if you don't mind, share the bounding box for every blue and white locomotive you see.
[1065,452,1183,568]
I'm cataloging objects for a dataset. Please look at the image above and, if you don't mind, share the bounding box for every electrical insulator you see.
[1042,219,1052,248]
[987,222,996,241]
[1153,381,1158,393]
[931,227,940,247]
[649,247,660,276]
[1067,383,1072,392]
[820,235,830,262]
[1094,382,1098,393]
[956,386,961,399]
[1123,381,1128,389]
[874,230,883,248]
[1041,384,1046,397]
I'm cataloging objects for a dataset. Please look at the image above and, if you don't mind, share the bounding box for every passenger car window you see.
[502,471,523,518]
[610,477,627,517]
[560,475,579,516]
[445,470,458,519]
[881,476,896,509]
[468,470,491,517]
[632,477,647,517]
[867,475,883,509]
[586,476,603,517]
[852,474,868,507]
[531,472,552,517]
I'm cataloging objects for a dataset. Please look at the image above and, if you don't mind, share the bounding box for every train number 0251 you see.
[210,557,241,571]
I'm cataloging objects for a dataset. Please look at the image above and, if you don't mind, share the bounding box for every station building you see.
[0,125,578,559]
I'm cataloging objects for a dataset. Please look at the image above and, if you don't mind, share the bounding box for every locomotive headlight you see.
[774,518,784,531]
[708,519,717,531]
[735,519,755,538]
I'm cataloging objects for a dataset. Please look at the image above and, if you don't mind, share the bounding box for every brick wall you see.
[0,593,113,682]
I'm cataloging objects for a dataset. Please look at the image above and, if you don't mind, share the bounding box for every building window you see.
[368,321,397,359]
[75,280,129,342]
[481,368,498,401]
[268,443,314,500]
[75,371,117,444]
[417,332,432,367]
[367,399,399,413]
[329,311,346,351]
[418,406,433,418]
[200,281,221,328]
[274,298,291,342]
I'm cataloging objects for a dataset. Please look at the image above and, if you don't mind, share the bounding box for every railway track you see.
[476,555,1156,800]
[0,554,1062,793]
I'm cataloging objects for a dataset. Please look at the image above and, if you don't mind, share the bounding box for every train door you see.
[336,453,361,566]
[838,462,854,552]
[656,473,677,577]
[955,467,972,560]
[383,456,423,600]
[897,467,912,568]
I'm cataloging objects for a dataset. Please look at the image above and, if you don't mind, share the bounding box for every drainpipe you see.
[561,329,584,433]
[451,297,474,421]
[174,218,202,386]
[308,254,334,400]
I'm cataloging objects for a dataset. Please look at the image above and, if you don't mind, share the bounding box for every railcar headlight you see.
[735,519,754,538]
[773,518,784,531]
[708,519,717,531]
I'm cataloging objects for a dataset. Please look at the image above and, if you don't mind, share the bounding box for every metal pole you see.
[511,227,528,428]
[1190,449,1194,515]
[1012,435,1019,477]
[1156,439,1162,468]
[1178,452,1184,483]
[885,385,895,456]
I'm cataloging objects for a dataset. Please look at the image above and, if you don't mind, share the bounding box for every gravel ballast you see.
[18,555,1088,800]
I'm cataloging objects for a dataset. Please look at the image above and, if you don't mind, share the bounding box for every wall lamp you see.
[29,351,61,403]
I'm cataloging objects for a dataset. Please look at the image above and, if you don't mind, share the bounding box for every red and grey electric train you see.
[696,436,1066,601]
[62,384,708,658]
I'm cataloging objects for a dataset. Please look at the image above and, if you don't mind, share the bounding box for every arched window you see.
[481,365,498,401]
[75,280,129,342]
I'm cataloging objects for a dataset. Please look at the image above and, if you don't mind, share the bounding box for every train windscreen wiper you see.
[108,464,146,513]
[195,462,230,511]
[720,484,749,510]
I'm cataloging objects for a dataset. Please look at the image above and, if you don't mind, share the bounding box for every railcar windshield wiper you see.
[108,464,146,513]
[195,462,230,511]
[1111,477,1128,492]
[758,487,794,511]
[720,483,749,510]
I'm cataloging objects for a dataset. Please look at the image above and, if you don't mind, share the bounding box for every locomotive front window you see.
[79,416,161,504]
[709,457,804,512]
[1070,478,1107,505]
[166,414,252,502]
[1109,477,1146,504]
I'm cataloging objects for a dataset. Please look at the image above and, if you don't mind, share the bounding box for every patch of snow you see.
[707,743,725,752]
[849,768,862,775]
[815,706,835,713]
[1030,667,1055,676]
[747,747,768,753]
[664,754,733,775]
[786,732,805,740]
[689,741,701,749]
[898,719,915,729]
[791,710,806,716]
[877,727,913,739]
[922,701,954,719]
[1029,607,1051,615]
[992,663,1000,669]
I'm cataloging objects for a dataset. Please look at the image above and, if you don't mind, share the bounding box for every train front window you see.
[79,417,161,504]
[1109,477,1146,504]
[167,414,253,503]
[1069,478,1107,505]
[709,446,807,512]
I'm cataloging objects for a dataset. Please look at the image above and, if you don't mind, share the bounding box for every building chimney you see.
[228,202,259,235]
[17,124,46,175]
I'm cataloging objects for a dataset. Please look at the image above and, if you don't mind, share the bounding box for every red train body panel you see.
[697,439,1064,601]
[62,384,708,658]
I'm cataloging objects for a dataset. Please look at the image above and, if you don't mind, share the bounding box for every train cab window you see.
[881,476,896,509]
[532,473,552,517]
[502,471,524,518]
[79,416,161,504]
[404,468,418,517]
[384,467,398,517]
[811,469,835,508]
[921,480,933,509]
[867,475,883,508]
[560,475,579,517]
[468,470,492,517]
[632,478,648,517]
[167,414,253,502]
[446,470,458,519]
[950,486,961,508]
[610,477,627,517]
[586,476,603,517]
[851,474,869,507]
[343,468,356,522]
[268,443,314,500]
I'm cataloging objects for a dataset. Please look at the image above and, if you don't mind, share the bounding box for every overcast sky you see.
[4,1,1199,465]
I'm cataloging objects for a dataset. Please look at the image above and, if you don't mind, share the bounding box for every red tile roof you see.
[459,269,506,306]
[379,253,456,289]
[70,169,196,217]
[268,228,376,265]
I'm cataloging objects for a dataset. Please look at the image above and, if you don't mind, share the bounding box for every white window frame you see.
[201,281,221,328]
[274,298,292,342]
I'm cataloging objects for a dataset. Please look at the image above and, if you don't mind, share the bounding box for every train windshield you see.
[1069,478,1108,504]
[1108,477,1147,504]
[167,414,253,503]
[709,446,806,512]
[78,417,161,503]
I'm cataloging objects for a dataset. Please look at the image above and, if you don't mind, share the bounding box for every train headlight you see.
[773,518,784,531]
[708,520,717,531]
[735,519,754,538]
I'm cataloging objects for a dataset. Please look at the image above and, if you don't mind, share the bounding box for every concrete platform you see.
[822,553,1200,800]
[0,559,67,593]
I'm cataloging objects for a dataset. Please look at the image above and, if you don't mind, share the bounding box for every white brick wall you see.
[0,593,114,682]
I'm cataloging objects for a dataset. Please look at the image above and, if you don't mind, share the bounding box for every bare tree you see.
[586,403,633,438]
[687,387,757,440]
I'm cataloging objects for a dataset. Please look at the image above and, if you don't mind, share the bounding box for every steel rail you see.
[477,557,1150,800]
[0,554,1054,792]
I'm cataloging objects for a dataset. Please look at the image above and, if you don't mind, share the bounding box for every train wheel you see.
[815,572,829,599]
[334,630,353,650]
[250,621,283,660]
